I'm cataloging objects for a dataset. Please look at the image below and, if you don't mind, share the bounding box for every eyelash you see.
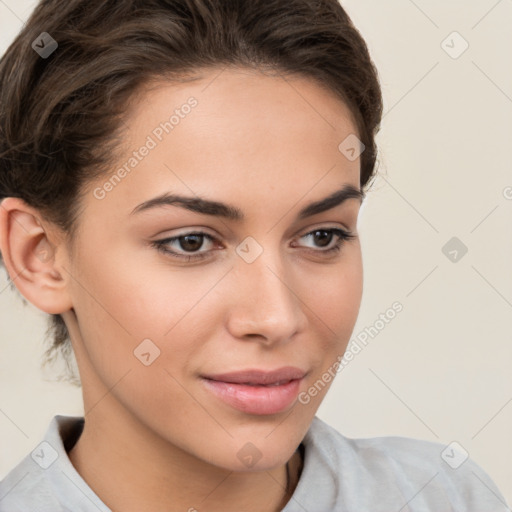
[151,227,356,262]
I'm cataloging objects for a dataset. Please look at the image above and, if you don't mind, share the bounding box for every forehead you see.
[82,67,361,228]
[120,67,357,165]
[127,66,359,144]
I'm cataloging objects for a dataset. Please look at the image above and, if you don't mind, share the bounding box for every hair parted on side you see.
[0,0,383,386]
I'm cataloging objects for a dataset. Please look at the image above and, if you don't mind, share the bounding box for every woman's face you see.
[61,66,364,471]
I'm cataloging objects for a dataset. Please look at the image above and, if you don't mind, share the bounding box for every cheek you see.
[308,249,363,340]
[296,253,363,407]
[68,247,220,381]
[68,253,204,424]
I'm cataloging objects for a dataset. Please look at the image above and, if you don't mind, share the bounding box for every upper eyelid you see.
[160,225,353,250]
[161,224,352,243]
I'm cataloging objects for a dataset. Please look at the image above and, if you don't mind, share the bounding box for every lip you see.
[201,366,307,415]
[204,366,307,385]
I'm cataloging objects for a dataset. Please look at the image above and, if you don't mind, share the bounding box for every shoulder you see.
[0,462,60,512]
[0,431,65,512]
[0,415,108,512]
[296,416,510,511]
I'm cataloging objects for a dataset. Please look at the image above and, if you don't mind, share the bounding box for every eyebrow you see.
[130,183,364,221]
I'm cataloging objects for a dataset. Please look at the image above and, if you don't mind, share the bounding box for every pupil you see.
[181,234,202,251]
[314,230,332,247]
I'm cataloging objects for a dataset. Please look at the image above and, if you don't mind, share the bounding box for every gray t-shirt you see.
[0,415,509,511]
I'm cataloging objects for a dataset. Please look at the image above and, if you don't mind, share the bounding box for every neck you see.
[67,397,302,512]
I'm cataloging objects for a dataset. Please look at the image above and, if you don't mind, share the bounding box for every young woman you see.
[0,0,508,510]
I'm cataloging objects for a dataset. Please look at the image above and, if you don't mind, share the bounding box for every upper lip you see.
[203,366,307,385]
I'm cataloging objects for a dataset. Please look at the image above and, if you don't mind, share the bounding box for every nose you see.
[225,248,308,346]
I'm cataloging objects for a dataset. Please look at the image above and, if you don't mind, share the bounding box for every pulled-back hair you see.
[0,0,383,385]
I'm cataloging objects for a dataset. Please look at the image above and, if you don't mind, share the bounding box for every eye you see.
[150,227,356,262]
[151,231,216,262]
[295,228,356,255]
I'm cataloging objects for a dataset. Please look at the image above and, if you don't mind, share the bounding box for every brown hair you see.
[0,0,383,385]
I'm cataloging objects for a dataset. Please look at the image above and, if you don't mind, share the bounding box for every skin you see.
[0,66,364,511]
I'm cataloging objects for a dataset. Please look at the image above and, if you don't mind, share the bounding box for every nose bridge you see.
[227,236,306,342]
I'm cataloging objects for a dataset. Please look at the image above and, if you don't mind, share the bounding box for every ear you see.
[0,197,73,315]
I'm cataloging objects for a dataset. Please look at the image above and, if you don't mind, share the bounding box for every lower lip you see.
[201,378,302,415]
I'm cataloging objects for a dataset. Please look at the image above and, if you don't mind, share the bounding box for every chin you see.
[199,423,304,472]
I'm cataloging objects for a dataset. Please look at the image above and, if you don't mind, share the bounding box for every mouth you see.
[200,367,307,415]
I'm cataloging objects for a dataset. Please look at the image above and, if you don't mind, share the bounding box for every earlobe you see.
[0,197,73,315]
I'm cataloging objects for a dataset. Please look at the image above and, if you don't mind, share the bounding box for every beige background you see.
[1,0,511,505]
